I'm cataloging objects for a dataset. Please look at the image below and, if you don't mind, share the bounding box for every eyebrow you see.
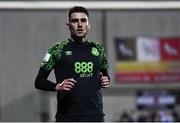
[70,18,87,22]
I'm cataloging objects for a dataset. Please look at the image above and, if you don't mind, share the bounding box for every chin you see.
[72,33,87,39]
[76,34,86,38]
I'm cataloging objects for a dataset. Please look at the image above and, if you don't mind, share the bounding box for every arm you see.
[35,68,77,91]
[34,45,57,91]
[35,40,76,91]
[100,46,110,88]
[35,68,57,91]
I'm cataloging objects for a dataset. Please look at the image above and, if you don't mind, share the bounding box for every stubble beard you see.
[71,32,87,43]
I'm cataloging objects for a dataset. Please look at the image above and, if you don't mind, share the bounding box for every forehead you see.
[70,12,88,19]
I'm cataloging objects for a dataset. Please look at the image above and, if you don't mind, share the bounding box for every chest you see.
[58,44,102,70]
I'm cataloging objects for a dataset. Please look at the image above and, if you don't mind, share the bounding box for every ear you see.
[66,22,70,29]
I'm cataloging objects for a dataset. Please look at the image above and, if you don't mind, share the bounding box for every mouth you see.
[77,28,83,32]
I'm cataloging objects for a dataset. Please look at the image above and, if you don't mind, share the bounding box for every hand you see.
[100,72,110,88]
[55,78,76,91]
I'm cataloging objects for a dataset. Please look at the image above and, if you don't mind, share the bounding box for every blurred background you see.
[0,0,180,122]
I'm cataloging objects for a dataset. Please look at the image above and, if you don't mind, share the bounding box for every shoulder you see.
[46,39,70,60]
[87,40,104,51]
[48,39,70,53]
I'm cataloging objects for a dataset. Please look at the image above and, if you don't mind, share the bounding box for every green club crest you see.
[91,47,99,56]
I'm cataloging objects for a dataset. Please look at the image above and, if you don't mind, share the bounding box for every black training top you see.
[35,39,109,118]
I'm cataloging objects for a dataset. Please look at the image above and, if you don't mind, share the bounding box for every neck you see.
[71,35,86,43]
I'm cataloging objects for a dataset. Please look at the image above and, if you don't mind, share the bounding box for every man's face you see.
[67,12,90,38]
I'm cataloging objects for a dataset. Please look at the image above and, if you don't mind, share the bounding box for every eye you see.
[81,18,87,23]
[70,19,78,23]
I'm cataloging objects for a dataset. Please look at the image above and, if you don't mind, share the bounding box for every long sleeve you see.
[34,68,57,91]
[100,69,110,81]
[35,40,70,91]
[100,45,110,80]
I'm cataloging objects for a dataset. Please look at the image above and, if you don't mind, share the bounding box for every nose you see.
[78,20,82,26]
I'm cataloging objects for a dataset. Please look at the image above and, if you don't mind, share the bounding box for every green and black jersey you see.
[35,39,109,118]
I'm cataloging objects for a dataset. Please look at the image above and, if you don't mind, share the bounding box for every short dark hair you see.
[67,6,89,21]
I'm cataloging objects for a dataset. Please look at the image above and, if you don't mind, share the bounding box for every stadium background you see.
[0,0,180,121]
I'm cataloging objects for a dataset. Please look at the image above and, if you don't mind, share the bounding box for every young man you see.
[35,6,110,122]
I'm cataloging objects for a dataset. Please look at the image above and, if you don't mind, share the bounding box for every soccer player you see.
[35,6,110,122]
